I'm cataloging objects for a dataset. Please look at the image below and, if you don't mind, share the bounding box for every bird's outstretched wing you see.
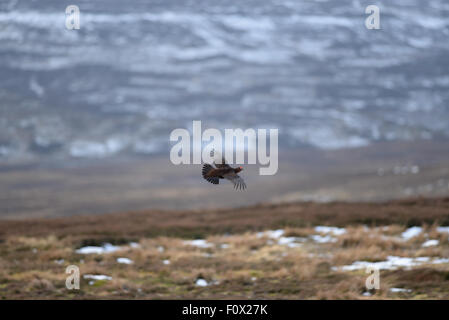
[210,149,231,169]
[202,163,220,185]
[223,172,247,190]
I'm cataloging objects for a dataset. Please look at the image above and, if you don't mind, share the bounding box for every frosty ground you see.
[0,197,448,299]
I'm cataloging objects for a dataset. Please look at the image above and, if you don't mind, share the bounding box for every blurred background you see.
[1,0,449,218]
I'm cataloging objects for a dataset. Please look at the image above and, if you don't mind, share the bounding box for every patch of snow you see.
[432,258,449,264]
[84,274,112,281]
[76,243,121,254]
[394,165,420,175]
[390,288,412,293]
[362,292,372,296]
[314,226,346,236]
[117,257,133,264]
[219,243,230,249]
[411,166,420,174]
[278,236,304,248]
[414,257,430,262]
[401,227,422,240]
[338,255,447,271]
[195,278,208,287]
[129,242,140,248]
[163,259,170,265]
[266,229,285,239]
[184,239,213,248]
[54,259,65,265]
[260,230,306,246]
[70,139,125,158]
[29,77,44,97]
[436,226,449,234]
[157,246,165,252]
[310,234,337,243]
[422,239,439,247]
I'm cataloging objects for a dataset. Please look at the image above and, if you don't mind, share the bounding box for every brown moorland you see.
[0,197,448,299]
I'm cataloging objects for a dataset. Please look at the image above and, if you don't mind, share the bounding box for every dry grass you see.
[0,197,448,299]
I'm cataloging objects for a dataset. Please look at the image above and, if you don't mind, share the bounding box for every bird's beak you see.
[239,166,243,170]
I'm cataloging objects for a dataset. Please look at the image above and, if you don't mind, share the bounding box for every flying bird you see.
[202,150,247,190]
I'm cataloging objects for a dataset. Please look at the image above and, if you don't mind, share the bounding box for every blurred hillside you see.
[1,140,449,219]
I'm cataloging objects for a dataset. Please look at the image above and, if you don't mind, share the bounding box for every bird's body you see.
[202,151,246,190]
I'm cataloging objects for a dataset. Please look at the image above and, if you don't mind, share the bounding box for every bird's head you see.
[235,166,243,173]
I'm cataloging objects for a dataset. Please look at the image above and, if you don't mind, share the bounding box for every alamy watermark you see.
[65,5,80,30]
[65,265,80,290]
[169,121,278,175]
[365,5,380,30]
[365,266,380,290]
